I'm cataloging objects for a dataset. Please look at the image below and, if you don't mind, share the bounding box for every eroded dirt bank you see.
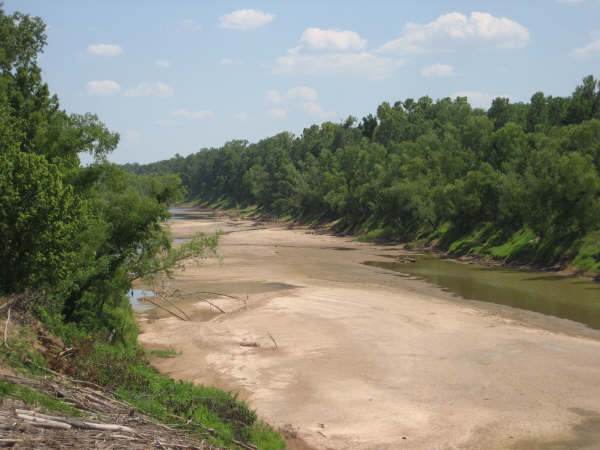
[137,210,600,449]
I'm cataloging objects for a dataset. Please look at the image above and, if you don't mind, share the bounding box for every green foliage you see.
[60,336,279,447]
[128,76,600,273]
[489,228,538,261]
[0,380,83,416]
[0,150,87,294]
[0,7,285,449]
[573,231,600,272]
[149,348,178,358]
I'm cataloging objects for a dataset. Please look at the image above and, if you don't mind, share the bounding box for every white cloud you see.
[452,91,510,109]
[302,101,336,119]
[179,19,201,32]
[87,80,120,96]
[299,28,367,52]
[87,43,123,56]
[236,112,249,120]
[123,82,173,98]
[170,109,214,119]
[420,63,455,77]
[379,12,530,53]
[154,120,180,128]
[269,108,287,119]
[219,9,275,31]
[571,38,600,59]
[274,52,403,80]
[155,59,171,68]
[267,86,318,104]
[266,87,333,119]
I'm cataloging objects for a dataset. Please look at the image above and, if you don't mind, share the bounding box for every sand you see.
[137,210,600,449]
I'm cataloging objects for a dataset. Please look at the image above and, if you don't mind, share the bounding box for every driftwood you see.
[16,409,135,433]
[17,413,72,429]
[198,297,226,314]
[142,297,189,321]
[267,332,279,350]
[3,305,11,351]
[1,373,260,449]
[232,439,258,450]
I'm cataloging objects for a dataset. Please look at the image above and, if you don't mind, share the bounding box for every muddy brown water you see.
[365,257,600,330]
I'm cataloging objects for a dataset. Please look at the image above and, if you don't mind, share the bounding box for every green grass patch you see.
[447,224,492,255]
[149,348,178,358]
[55,336,284,449]
[356,226,397,242]
[114,363,284,448]
[573,230,600,273]
[488,227,537,262]
[0,381,83,416]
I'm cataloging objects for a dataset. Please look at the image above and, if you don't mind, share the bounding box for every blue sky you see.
[6,0,600,164]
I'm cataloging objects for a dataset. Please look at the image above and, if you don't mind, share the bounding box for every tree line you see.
[126,76,600,272]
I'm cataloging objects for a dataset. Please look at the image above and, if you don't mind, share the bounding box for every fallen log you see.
[17,413,72,430]
[15,409,135,433]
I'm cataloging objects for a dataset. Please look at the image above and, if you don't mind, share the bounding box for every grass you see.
[0,310,286,450]
[148,348,178,358]
[488,227,537,261]
[356,226,398,242]
[51,334,284,449]
[573,230,600,272]
[0,380,83,416]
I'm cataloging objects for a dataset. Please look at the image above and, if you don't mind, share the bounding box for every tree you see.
[0,6,217,343]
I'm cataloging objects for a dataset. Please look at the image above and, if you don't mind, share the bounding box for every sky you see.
[6,0,600,164]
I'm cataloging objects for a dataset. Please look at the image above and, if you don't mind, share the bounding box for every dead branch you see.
[197,298,226,314]
[16,409,135,433]
[239,342,259,348]
[3,305,11,351]
[194,291,242,302]
[267,332,279,350]
[58,347,77,358]
[232,439,258,450]
[141,297,188,321]
[17,413,72,429]
[151,280,192,321]
[156,441,205,450]
[161,297,192,321]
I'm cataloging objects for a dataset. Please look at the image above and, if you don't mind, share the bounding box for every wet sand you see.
[137,210,600,449]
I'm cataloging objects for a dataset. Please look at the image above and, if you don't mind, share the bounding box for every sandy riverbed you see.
[137,210,600,449]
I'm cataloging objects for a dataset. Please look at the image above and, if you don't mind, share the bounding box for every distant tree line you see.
[124,76,600,272]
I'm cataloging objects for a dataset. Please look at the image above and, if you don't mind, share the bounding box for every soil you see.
[137,209,600,449]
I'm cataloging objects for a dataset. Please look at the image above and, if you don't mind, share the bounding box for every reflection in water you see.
[365,257,600,330]
[128,289,154,312]
[168,207,216,222]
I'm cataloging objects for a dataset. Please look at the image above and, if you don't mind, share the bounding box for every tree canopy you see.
[0,4,216,343]
[126,76,600,273]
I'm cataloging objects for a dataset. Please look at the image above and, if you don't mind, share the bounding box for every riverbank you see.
[135,207,600,449]
[139,212,600,448]
[188,203,600,283]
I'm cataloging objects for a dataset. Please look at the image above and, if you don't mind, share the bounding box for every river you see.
[136,208,600,449]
